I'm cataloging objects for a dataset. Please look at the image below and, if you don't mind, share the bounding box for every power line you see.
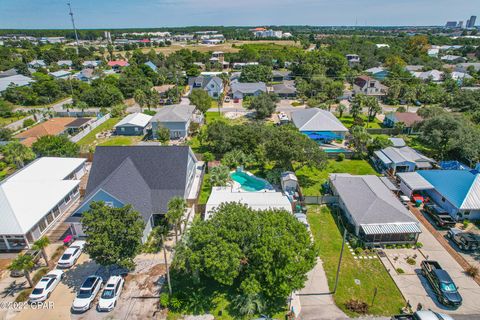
[67,2,80,53]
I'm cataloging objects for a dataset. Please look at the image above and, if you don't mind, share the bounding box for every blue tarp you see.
[439,160,471,171]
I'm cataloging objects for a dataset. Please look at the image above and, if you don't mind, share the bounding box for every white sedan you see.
[97,276,124,312]
[28,269,64,303]
[57,240,86,268]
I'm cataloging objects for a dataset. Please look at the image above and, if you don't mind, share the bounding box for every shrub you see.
[156,127,170,144]
[159,292,170,308]
[23,118,35,128]
[143,109,156,116]
[415,242,423,248]
[345,299,369,314]
[32,267,49,283]
[354,247,363,255]
[466,265,479,278]
[336,153,345,162]
[463,219,470,230]
[291,101,303,107]
[51,245,65,261]
[396,268,405,274]
[15,289,32,302]
[406,257,416,265]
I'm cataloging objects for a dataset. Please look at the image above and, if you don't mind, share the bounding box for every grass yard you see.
[295,159,378,196]
[308,205,405,316]
[98,136,143,147]
[205,111,224,123]
[198,173,211,204]
[338,116,383,129]
[76,118,120,149]
[0,115,26,127]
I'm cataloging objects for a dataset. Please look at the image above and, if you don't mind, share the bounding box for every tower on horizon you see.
[466,15,477,28]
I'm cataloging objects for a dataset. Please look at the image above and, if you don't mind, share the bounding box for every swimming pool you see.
[230,171,271,192]
[323,148,351,153]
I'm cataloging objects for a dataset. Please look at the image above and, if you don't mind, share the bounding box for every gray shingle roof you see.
[231,82,267,94]
[291,108,348,132]
[152,104,196,123]
[188,76,222,89]
[330,174,418,226]
[83,146,195,221]
[379,146,434,166]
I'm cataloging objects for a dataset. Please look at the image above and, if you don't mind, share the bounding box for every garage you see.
[397,172,434,198]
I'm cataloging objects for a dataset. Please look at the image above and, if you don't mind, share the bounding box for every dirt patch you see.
[0,259,12,277]
[147,264,166,277]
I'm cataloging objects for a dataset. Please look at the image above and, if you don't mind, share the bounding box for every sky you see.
[0,0,478,29]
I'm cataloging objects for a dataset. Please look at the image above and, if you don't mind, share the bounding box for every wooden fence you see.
[303,195,338,205]
[70,114,111,143]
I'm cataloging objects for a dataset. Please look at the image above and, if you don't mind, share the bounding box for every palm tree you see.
[165,197,186,244]
[209,165,230,186]
[9,254,35,287]
[146,90,160,111]
[134,89,147,110]
[32,236,50,267]
[76,101,89,117]
[337,103,347,118]
[2,141,35,168]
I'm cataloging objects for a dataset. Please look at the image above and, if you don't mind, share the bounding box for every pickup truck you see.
[447,228,480,251]
[423,203,456,229]
[421,260,462,308]
[391,311,454,320]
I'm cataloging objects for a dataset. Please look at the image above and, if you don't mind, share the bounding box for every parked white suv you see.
[97,276,124,312]
[28,269,64,303]
[71,275,103,313]
[57,240,86,268]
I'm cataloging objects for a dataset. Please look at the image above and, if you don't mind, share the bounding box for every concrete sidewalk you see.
[298,258,348,320]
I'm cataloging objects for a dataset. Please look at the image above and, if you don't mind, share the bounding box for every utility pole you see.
[333,228,347,294]
[67,2,80,53]
[161,234,172,295]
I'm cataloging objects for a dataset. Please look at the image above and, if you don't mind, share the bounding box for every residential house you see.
[417,170,480,221]
[75,69,98,83]
[353,75,388,98]
[230,72,241,84]
[231,82,267,100]
[49,70,71,80]
[188,76,224,99]
[440,55,466,64]
[272,81,297,99]
[427,48,439,57]
[346,54,360,66]
[151,104,200,139]
[0,68,19,78]
[383,112,424,133]
[205,187,292,220]
[373,146,435,174]
[69,146,200,242]
[405,65,424,72]
[451,71,473,83]
[329,174,421,244]
[375,44,390,49]
[57,60,73,68]
[144,61,158,72]
[108,60,129,72]
[28,60,47,69]
[0,157,86,251]
[291,108,348,142]
[411,70,444,82]
[82,60,101,69]
[65,118,93,134]
[232,62,258,70]
[153,85,176,104]
[0,75,34,93]
[14,117,76,146]
[114,113,152,136]
[272,70,292,82]
[455,63,480,73]
[365,67,389,80]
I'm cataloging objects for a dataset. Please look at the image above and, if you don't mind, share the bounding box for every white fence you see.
[70,114,111,143]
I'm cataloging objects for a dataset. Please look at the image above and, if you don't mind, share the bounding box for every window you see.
[121,127,125,132]
[105,201,114,208]
[134,127,139,132]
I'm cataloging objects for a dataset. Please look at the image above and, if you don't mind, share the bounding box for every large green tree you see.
[9,254,35,287]
[189,89,212,114]
[32,135,79,157]
[166,197,186,244]
[81,202,145,270]
[173,203,316,315]
[2,141,35,168]
[239,65,272,83]
[247,93,276,120]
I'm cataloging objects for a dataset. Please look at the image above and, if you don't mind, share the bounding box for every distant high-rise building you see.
[445,21,458,28]
[457,21,464,28]
[467,16,477,28]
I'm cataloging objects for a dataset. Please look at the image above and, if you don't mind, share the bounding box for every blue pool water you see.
[230,171,271,192]
[323,148,351,153]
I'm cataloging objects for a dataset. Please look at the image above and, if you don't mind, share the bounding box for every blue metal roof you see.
[418,170,477,209]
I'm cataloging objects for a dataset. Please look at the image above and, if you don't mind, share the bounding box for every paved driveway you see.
[298,258,348,320]
[379,221,480,316]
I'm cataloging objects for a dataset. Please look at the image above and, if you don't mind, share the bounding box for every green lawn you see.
[308,205,405,317]
[77,118,120,149]
[295,159,378,196]
[338,116,382,129]
[0,115,26,127]
[98,136,143,147]
[198,173,212,204]
[205,111,224,123]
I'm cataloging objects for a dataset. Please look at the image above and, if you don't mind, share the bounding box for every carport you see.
[397,172,434,198]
